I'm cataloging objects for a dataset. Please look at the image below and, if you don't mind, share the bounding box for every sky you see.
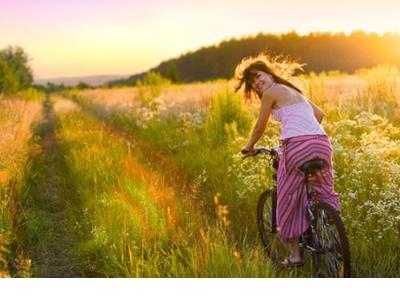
[1,0,400,79]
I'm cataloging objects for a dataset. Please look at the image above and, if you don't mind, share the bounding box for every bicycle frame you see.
[302,176,321,253]
[252,147,324,254]
[247,146,350,277]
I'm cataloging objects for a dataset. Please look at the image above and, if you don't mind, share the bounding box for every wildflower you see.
[233,250,241,260]
[213,192,221,205]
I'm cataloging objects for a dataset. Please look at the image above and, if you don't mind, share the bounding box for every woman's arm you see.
[242,93,274,153]
[307,99,325,123]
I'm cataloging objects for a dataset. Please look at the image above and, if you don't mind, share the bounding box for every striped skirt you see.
[276,134,340,242]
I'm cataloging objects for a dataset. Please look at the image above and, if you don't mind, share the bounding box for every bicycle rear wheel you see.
[257,189,288,263]
[312,202,351,277]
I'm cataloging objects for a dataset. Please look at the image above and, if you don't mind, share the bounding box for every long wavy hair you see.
[233,52,305,104]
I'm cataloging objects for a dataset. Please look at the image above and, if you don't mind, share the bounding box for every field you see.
[1,66,399,277]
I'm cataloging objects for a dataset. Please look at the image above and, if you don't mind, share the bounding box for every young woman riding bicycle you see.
[233,53,340,268]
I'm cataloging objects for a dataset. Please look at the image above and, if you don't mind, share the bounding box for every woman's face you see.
[250,70,274,95]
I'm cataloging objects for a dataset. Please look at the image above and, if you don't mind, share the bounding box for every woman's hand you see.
[241,144,256,155]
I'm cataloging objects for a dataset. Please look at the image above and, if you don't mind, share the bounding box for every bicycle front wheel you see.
[312,202,351,278]
[257,189,288,263]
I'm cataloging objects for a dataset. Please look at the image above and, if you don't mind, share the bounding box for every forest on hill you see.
[109,30,400,86]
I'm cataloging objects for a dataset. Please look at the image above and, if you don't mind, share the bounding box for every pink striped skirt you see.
[276,134,340,242]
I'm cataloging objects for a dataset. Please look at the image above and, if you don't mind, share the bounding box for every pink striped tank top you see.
[272,101,326,141]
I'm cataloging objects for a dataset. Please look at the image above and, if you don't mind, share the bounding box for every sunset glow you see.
[1,0,399,78]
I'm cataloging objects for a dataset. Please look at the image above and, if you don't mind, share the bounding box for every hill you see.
[108,30,400,86]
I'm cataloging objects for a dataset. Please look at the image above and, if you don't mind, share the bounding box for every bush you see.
[0,46,33,96]
[18,88,45,102]
[0,58,20,95]
[136,71,171,104]
[205,88,252,145]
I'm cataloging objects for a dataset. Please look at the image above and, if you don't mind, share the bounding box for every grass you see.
[17,98,83,277]
[1,65,399,277]
[49,95,276,277]
[0,96,43,277]
[68,64,400,277]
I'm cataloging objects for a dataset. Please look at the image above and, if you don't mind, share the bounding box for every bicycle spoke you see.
[257,190,288,264]
[249,147,350,277]
[314,207,345,277]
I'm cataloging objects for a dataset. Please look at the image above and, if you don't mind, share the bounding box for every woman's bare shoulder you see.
[262,83,290,101]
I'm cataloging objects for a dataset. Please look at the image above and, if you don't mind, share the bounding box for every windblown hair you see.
[233,52,305,104]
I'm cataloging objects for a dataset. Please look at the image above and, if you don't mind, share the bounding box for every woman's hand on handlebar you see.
[241,145,257,155]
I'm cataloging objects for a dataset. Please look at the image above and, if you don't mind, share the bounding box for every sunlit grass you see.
[54,96,275,277]
[0,96,43,277]
[2,64,398,277]
[68,64,400,277]
[70,81,227,115]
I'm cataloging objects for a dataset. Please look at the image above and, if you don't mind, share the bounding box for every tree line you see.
[3,30,400,91]
[108,30,400,86]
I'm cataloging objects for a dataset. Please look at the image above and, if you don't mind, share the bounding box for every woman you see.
[233,53,340,267]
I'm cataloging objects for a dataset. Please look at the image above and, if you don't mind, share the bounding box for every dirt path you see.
[72,98,206,236]
[84,105,204,224]
[22,98,81,277]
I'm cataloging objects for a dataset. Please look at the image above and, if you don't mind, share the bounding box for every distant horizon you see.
[32,29,400,81]
[35,73,132,80]
[2,0,400,79]
[33,73,131,87]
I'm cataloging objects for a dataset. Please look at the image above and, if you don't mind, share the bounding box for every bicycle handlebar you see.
[242,146,280,159]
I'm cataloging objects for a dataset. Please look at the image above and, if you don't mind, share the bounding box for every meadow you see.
[0,65,399,277]
[0,92,43,277]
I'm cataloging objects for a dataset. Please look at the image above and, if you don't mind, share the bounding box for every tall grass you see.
[53,96,276,277]
[68,65,400,277]
[0,97,43,277]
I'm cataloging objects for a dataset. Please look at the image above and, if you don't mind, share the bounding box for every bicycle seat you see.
[299,159,326,175]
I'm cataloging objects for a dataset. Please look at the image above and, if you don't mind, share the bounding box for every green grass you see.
[0,97,44,277]
[3,65,399,277]
[50,97,277,277]
[68,65,400,277]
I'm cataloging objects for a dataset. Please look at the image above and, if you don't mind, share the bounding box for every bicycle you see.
[243,146,351,277]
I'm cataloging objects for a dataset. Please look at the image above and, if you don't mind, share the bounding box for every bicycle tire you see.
[257,189,288,263]
[312,202,351,278]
